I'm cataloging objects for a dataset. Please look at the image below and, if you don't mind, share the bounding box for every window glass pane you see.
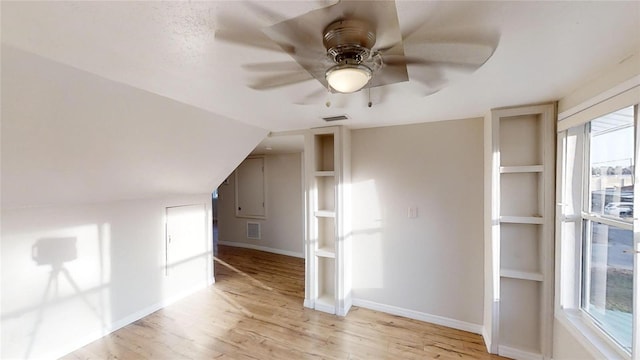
[582,221,634,352]
[589,106,635,219]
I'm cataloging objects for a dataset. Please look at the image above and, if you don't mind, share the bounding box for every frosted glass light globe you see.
[326,64,372,93]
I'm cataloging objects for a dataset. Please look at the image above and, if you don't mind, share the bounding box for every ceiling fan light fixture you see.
[325,64,372,93]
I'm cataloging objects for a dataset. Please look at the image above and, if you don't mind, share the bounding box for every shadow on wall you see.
[0,201,213,359]
[26,237,107,358]
[1,220,114,359]
[1,200,212,359]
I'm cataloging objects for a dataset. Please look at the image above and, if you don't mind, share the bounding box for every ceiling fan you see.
[216,0,498,101]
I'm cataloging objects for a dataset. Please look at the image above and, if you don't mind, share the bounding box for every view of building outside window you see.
[583,106,635,353]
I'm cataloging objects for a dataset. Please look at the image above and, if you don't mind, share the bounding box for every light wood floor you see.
[64,245,509,359]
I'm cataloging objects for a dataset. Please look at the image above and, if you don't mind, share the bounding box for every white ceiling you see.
[1,45,268,207]
[2,0,639,133]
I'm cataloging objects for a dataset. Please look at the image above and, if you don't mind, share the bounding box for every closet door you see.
[235,157,265,219]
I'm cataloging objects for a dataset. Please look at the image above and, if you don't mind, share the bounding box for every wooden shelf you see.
[500,269,544,282]
[315,171,335,177]
[500,165,544,173]
[315,210,336,218]
[500,216,544,224]
[316,247,336,258]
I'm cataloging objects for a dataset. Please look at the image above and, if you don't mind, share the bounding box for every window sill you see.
[556,309,629,360]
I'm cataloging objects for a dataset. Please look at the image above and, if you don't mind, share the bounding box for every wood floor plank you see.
[63,245,510,359]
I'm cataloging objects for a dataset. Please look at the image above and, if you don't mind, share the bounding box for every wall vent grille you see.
[247,222,261,240]
[322,115,349,122]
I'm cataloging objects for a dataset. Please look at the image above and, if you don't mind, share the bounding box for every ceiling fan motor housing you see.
[323,19,376,64]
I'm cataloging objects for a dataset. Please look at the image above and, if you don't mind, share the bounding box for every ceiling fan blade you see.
[243,61,305,72]
[375,43,401,54]
[340,0,367,19]
[242,1,291,24]
[215,14,297,54]
[244,0,336,24]
[249,72,315,90]
[406,43,496,66]
[374,21,432,55]
[245,1,321,55]
[408,68,448,96]
[215,28,296,54]
[384,56,482,72]
[383,41,495,73]
[294,87,329,105]
[398,1,501,44]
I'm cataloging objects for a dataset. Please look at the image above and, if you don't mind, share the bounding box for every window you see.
[559,105,638,358]
[582,109,635,353]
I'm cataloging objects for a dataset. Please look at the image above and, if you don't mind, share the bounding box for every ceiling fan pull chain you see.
[368,87,372,108]
[325,83,332,108]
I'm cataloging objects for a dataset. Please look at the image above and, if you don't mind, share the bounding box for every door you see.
[166,204,207,276]
[235,157,266,218]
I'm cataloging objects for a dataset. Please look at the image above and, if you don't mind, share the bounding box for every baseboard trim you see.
[482,327,493,353]
[218,241,304,258]
[55,281,210,359]
[352,298,483,335]
[498,345,543,360]
[336,298,353,317]
[314,302,336,314]
[303,298,314,309]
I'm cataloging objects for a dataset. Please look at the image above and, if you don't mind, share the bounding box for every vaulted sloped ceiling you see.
[1,45,268,207]
[2,1,639,130]
[1,1,639,207]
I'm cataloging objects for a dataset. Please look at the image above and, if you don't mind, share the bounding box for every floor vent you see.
[247,222,261,240]
[322,114,349,122]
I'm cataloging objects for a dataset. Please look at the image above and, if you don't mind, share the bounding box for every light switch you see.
[408,207,418,218]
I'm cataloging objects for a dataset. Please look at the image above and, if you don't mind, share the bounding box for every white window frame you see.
[556,103,639,360]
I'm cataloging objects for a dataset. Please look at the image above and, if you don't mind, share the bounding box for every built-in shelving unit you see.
[304,126,351,316]
[484,104,555,360]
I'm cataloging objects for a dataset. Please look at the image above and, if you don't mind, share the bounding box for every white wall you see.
[350,118,485,328]
[1,195,212,359]
[1,43,269,358]
[218,153,304,257]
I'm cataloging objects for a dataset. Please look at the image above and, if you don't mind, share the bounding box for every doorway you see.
[214,133,305,263]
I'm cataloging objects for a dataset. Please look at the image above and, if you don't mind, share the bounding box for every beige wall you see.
[350,118,485,326]
[218,153,304,257]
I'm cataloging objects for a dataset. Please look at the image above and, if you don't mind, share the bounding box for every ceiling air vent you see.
[322,114,350,122]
